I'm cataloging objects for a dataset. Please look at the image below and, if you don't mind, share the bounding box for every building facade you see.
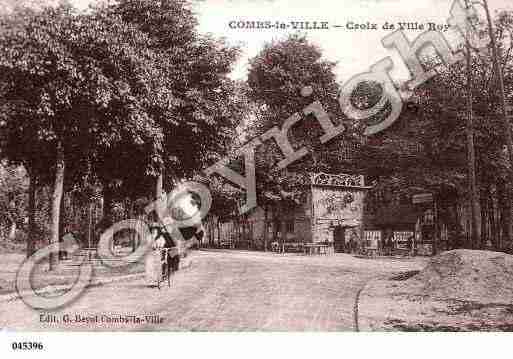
[204,171,511,254]
[206,173,372,252]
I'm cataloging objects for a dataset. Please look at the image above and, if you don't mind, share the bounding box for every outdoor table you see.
[365,247,378,257]
[393,248,411,257]
[282,242,303,253]
[303,243,330,255]
[318,244,330,255]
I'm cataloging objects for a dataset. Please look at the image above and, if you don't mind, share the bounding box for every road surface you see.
[0,250,425,331]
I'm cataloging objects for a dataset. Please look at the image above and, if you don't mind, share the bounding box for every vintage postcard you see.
[0,0,513,346]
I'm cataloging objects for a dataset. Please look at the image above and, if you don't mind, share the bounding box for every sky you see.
[24,0,513,83]
[191,0,513,83]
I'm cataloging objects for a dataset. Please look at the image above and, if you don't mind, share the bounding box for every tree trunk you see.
[433,198,438,255]
[7,209,16,241]
[49,142,65,271]
[88,203,93,249]
[497,182,504,250]
[498,180,511,250]
[8,219,16,241]
[27,170,36,258]
[240,217,244,247]
[480,188,489,249]
[155,166,164,221]
[235,218,240,248]
[130,201,136,252]
[280,202,287,253]
[58,191,66,260]
[272,207,279,249]
[210,218,214,246]
[206,218,211,247]
[464,24,481,250]
[243,216,248,249]
[103,186,114,229]
[488,185,498,250]
[217,219,221,247]
[280,219,287,253]
[263,205,268,252]
[102,186,115,253]
[482,0,513,251]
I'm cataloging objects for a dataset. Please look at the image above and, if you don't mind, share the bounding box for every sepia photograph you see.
[0,0,512,348]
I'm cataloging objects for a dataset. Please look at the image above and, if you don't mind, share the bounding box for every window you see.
[393,231,414,249]
[364,231,381,248]
[286,220,294,233]
[422,209,434,225]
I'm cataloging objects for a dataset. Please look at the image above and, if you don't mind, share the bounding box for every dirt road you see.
[0,250,425,331]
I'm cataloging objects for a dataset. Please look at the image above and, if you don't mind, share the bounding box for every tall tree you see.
[353,11,513,250]
[107,0,243,209]
[247,35,345,195]
[0,4,167,266]
[0,5,84,266]
[245,34,347,247]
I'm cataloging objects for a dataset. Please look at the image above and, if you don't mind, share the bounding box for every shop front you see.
[310,173,372,253]
[363,203,418,255]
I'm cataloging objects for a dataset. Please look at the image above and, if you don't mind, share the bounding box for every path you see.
[0,250,426,331]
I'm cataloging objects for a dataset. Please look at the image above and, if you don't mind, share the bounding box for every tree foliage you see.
[245,34,346,208]
[0,0,244,261]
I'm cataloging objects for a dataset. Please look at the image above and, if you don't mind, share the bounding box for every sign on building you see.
[412,193,433,204]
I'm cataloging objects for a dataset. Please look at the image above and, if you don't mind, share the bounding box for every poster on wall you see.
[312,188,364,223]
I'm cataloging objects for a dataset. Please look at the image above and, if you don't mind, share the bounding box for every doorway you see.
[333,225,346,253]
